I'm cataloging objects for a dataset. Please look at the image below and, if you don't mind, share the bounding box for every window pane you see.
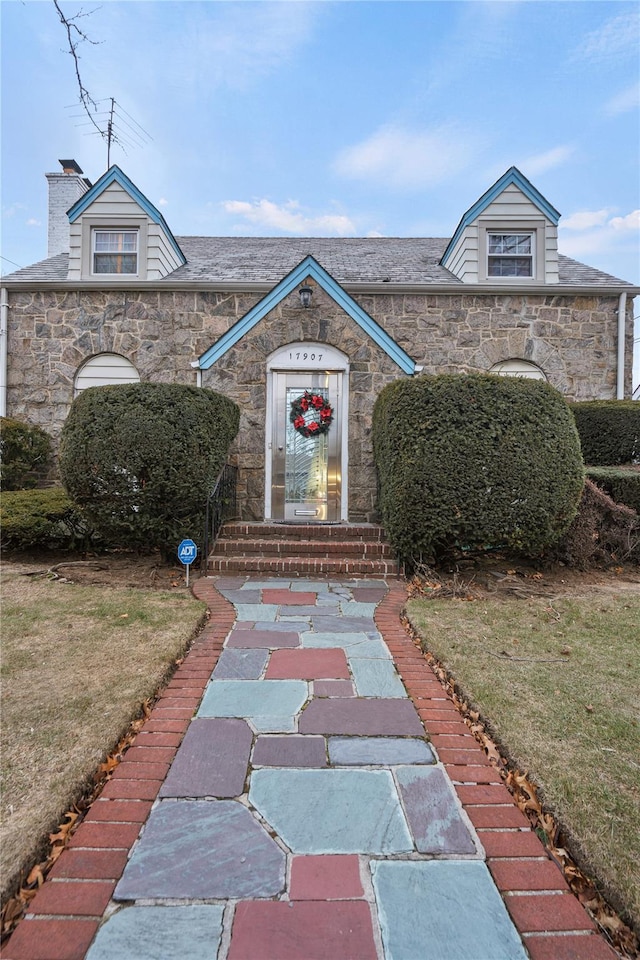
[488,256,532,277]
[94,231,138,252]
[94,253,137,274]
[488,233,532,256]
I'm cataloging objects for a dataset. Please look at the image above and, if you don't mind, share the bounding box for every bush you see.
[373,373,584,566]
[550,479,639,567]
[0,418,52,490]
[1,488,90,552]
[59,384,240,558]
[586,466,640,515]
[570,400,640,465]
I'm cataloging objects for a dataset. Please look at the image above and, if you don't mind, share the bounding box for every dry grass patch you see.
[406,589,640,933]
[0,562,206,900]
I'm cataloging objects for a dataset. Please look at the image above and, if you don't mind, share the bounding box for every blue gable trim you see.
[67,165,186,265]
[196,256,416,375]
[441,166,560,267]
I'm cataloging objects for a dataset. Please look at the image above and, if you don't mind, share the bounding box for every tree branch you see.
[53,0,104,139]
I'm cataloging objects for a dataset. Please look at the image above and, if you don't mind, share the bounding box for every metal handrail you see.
[202,463,238,570]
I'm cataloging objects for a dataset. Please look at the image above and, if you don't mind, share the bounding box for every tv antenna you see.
[65,97,153,169]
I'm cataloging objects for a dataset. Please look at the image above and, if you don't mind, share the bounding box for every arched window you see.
[489,359,547,381]
[74,353,140,395]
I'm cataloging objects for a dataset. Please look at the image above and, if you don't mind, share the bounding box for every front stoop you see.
[207,522,400,576]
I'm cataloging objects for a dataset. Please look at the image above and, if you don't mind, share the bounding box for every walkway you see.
[5,578,616,960]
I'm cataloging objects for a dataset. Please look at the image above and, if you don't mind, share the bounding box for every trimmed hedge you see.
[0,418,52,490]
[586,466,640,515]
[1,488,89,552]
[373,373,584,565]
[59,384,240,557]
[570,400,640,466]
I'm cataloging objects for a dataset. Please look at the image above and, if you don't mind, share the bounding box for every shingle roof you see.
[1,237,634,287]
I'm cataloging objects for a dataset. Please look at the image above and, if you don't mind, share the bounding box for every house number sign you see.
[288,351,324,363]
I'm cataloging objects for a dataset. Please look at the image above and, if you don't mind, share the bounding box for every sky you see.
[1,0,639,383]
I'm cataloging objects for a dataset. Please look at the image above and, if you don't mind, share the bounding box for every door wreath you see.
[290,391,334,439]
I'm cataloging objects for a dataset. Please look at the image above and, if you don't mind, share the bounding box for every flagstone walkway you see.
[5,578,617,960]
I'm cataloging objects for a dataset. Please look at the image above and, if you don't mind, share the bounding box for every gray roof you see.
[1,236,635,287]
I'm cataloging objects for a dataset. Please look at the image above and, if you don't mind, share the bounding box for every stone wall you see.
[6,284,634,520]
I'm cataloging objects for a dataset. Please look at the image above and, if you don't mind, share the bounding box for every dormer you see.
[441,167,560,284]
[66,165,186,281]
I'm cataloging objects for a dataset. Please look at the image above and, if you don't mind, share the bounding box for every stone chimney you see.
[45,160,91,257]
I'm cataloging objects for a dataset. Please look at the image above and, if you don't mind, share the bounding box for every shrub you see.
[0,488,90,552]
[373,373,584,566]
[550,479,639,567]
[570,400,640,465]
[0,418,52,490]
[59,384,240,558]
[586,466,640,515]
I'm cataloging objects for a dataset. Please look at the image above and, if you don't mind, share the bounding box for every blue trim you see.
[441,167,560,266]
[67,166,186,265]
[197,255,416,375]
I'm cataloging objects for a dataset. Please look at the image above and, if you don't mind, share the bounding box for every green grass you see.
[0,565,206,901]
[406,590,640,931]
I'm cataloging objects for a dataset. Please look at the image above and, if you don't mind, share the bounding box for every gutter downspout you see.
[617,291,627,400]
[0,288,8,418]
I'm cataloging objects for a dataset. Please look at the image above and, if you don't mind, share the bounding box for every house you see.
[0,160,636,524]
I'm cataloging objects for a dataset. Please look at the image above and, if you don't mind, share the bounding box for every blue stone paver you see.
[85,905,224,960]
[249,768,414,853]
[371,860,528,959]
[115,801,285,900]
[85,574,529,960]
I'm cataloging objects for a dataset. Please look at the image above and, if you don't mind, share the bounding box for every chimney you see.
[45,159,91,257]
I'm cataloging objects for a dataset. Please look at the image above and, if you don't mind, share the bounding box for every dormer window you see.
[92,229,138,274]
[487,233,533,278]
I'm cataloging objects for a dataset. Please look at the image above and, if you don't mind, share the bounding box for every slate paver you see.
[249,768,413,853]
[226,628,300,648]
[289,855,364,899]
[198,679,308,724]
[212,648,269,679]
[371,860,528,960]
[328,736,435,766]
[115,801,285,900]
[85,905,224,960]
[301,632,391,658]
[159,718,252,798]
[228,900,378,960]
[313,679,356,697]
[234,603,279,622]
[310,616,378,633]
[395,765,478,854]
[299,698,424,736]
[252,735,327,767]
[350,658,406,697]
[262,589,316,605]
[266,648,350,680]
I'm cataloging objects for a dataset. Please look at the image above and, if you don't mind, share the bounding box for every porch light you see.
[299,284,312,308]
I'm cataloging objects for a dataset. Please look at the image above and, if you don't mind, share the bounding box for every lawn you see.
[406,585,640,934]
[0,562,206,902]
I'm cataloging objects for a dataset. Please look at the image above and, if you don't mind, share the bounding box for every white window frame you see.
[479,222,543,283]
[79,217,148,280]
[92,228,139,276]
[486,232,534,279]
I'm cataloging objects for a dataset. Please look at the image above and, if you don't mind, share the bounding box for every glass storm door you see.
[272,372,341,521]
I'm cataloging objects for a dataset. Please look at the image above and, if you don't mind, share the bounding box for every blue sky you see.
[1,1,639,380]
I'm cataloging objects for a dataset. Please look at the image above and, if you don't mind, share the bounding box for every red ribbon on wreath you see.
[290,391,334,439]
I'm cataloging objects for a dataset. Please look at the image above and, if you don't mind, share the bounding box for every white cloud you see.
[3,203,26,219]
[610,210,640,232]
[573,11,639,62]
[222,199,356,236]
[333,124,478,189]
[560,209,611,231]
[158,197,169,207]
[26,218,41,227]
[605,83,640,116]
[558,207,639,276]
[519,145,574,177]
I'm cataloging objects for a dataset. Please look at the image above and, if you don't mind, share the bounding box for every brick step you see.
[221,522,387,542]
[207,554,400,576]
[212,538,394,559]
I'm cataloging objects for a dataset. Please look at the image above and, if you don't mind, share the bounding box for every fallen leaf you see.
[585,704,594,713]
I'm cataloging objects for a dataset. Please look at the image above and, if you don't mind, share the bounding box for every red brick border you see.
[1,577,235,960]
[375,580,620,960]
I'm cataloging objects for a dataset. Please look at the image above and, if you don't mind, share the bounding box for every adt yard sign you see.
[178,539,197,586]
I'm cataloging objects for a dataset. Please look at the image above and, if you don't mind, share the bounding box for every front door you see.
[271,371,341,521]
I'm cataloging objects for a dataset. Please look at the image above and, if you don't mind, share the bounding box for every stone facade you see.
[5,283,634,521]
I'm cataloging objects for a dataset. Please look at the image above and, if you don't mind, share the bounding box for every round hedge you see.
[373,373,584,565]
[59,384,239,556]
[570,400,640,466]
